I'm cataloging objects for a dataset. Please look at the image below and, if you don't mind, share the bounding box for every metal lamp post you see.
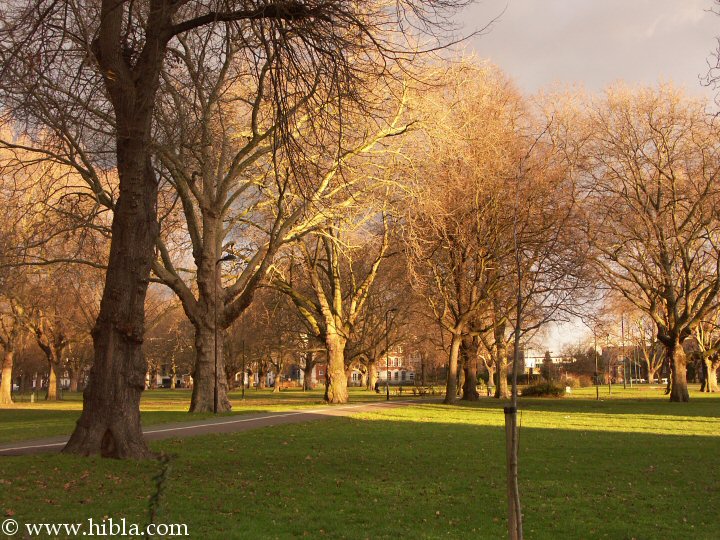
[214,253,237,414]
[385,308,397,401]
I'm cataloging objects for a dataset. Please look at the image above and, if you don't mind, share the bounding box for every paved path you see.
[0,400,419,456]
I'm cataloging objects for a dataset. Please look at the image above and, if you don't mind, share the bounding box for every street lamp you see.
[214,252,237,414]
[385,308,397,401]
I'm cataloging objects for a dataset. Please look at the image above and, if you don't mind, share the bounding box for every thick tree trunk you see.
[667,340,689,402]
[0,350,13,405]
[190,325,231,412]
[495,343,510,399]
[367,361,378,391]
[461,338,479,401]
[647,366,657,384]
[46,362,60,400]
[444,333,462,404]
[326,333,348,404]
[63,140,159,458]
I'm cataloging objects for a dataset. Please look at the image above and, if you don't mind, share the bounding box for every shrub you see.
[561,374,580,389]
[577,375,594,388]
[521,381,565,397]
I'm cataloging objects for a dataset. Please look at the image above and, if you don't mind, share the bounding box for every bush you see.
[577,375,594,388]
[521,381,565,397]
[561,374,580,389]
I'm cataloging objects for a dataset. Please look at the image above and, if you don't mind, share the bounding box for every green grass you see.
[0,387,396,444]
[1,388,718,539]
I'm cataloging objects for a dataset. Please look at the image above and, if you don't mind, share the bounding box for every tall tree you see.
[580,85,720,402]
[402,63,522,403]
[1,0,472,457]
[273,217,390,403]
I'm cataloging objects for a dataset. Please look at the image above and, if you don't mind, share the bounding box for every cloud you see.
[459,0,717,97]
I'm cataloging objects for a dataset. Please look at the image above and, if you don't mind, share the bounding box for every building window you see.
[401,371,406,381]
[394,371,399,381]
[409,372,415,380]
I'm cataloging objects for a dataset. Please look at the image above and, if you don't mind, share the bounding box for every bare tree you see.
[402,62,524,403]
[272,216,390,403]
[0,0,473,457]
[580,85,720,402]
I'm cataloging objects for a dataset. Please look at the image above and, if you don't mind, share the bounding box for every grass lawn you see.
[0,387,398,444]
[0,385,718,538]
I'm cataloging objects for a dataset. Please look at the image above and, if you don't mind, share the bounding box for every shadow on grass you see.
[1,414,718,539]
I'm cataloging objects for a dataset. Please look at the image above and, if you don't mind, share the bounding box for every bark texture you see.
[46,362,59,400]
[63,144,159,458]
[494,340,510,399]
[190,326,231,412]
[0,350,13,404]
[367,361,378,391]
[461,337,479,401]
[326,334,348,404]
[702,357,719,393]
[302,352,315,391]
[668,340,689,402]
[444,334,462,404]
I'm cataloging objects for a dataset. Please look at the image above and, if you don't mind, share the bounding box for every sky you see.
[453,0,720,354]
[457,0,718,98]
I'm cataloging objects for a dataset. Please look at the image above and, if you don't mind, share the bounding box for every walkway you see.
[0,400,418,456]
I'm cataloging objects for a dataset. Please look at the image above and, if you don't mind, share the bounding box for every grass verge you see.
[1,392,718,539]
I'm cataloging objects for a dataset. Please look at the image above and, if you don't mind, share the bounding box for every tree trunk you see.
[63,156,158,457]
[444,333,462,404]
[68,368,80,393]
[46,361,60,400]
[495,342,510,399]
[457,357,465,397]
[326,333,348,404]
[461,338,479,401]
[367,361,378,391]
[20,370,29,393]
[647,366,657,385]
[667,339,689,402]
[0,350,13,405]
[302,353,315,391]
[703,358,718,393]
[190,325,231,412]
[258,364,266,389]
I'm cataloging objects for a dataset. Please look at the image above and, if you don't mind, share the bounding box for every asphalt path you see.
[0,399,420,457]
